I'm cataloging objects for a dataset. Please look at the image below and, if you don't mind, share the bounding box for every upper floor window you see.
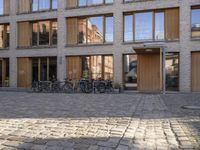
[66,0,113,9]
[0,0,10,15]
[124,8,179,42]
[191,6,200,38]
[0,24,9,49]
[66,15,113,45]
[18,0,57,14]
[17,20,57,48]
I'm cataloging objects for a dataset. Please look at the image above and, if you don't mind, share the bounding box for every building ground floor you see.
[1,47,200,93]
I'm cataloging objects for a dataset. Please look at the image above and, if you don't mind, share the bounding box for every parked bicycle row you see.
[31,78,122,93]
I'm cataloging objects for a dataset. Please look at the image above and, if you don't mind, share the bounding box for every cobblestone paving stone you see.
[0,92,199,150]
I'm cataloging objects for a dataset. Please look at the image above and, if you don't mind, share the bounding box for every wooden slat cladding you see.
[17,58,32,88]
[138,54,161,92]
[3,0,10,15]
[66,18,78,45]
[17,22,30,47]
[18,0,30,13]
[192,52,200,92]
[165,8,180,40]
[66,57,81,80]
[66,0,77,8]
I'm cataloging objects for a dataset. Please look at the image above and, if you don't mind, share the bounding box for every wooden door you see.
[192,52,200,92]
[138,54,161,92]
[66,57,82,80]
[17,58,32,87]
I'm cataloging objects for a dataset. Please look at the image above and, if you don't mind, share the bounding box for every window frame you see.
[123,10,165,43]
[31,0,57,13]
[31,20,57,47]
[191,6,200,39]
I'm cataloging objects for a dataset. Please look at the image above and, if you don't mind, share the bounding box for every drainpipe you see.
[162,47,167,94]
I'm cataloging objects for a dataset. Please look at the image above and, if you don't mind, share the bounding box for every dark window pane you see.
[87,16,103,44]
[155,12,164,40]
[32,58,39,82]
[124,15,133,42]
[78,18,87,44]
[123,55,137,90]
[32,23,38,46]
[166,53,179,91]
[40,58,47,81]
[52,0,57,9]
[49,57,57,81]
[135,12,153,41]
[39,21,50,45]
[105,16,113,43]
[52,21,57,45]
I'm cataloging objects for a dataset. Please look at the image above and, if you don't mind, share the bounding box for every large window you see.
[165,53,179,91]
[32,57,57,82]
[191,6,200,38]
[67,0,113,8]
[67,15,113,45]
[0,24,9,49]
[31,20,57,46]
[67,55,113,80]
[32,0,57,12]
[124,8,179,42]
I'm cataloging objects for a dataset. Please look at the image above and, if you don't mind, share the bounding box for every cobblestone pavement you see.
[0,92,199,150]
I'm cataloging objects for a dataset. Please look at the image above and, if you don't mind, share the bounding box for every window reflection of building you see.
[166,53,179,91]
[0,24,9,48]
[191,7,200,38]
[123,55,137,90]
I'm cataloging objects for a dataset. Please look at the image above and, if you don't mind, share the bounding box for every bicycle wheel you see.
[97,82,106,93]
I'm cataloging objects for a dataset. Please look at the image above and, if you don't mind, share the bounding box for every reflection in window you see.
[124,15,133,42]
[32,0,39,11]
[0,58,9,87]
[52,0,58,9]
[49,57,57,81]
[155,12,164,40]
[91,56,102,79]
[123,55,137,90]
[0,24,10,48]
[39,21,50,45]
[39,0,50,10]
[52,21,57,45]
[87,16,103,44]
[192,7,200,38]
[77,0,112,7]
[104,56,113,80]
[105,16,113,42]
[32,23,38,46]
[135,12,153,41]
[82,56,90,79]
[166,53,179,91]
[78,19,87,44]
[0,0,3,15]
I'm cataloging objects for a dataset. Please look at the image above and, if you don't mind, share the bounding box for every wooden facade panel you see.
[17,58,32,87]
[3,0,10,15]
[165,8,180,40]
[66,57,81,80]
[138,54,161,92]
[17,22,30,47]
[66,18,78,45]
[192,52,200,92]
[18,0,30,13]
[66,0,77,8]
